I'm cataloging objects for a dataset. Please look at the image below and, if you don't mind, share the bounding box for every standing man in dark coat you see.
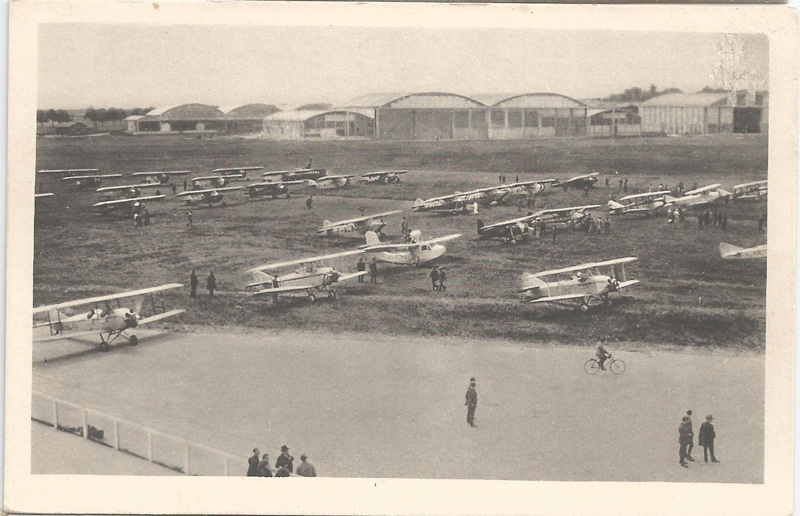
[356,258,366,282]
[465,378,478,427]
[685,410,695,461]
[189,270,198,297]
[699,414,719,463]
[679,416,692,468]
[276,445,294,473]
[207,270,217,296]
[369,258,378,284]
[430,265,440,291]
[247,448,260,476]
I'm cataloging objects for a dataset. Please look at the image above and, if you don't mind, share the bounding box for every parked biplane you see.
[412,181,552,214]
[92,195,166,215]
[477,205,600,243]
[212,166,263,181]
[719,242,767,260]
[607,191,671,216]
[306,175,355,190]
[317,210,402,237]
[666,184,731,209]
[361,230,461,266]
[261,168,328,182]
[553,172,599,190]
[245,250,367,303]
[190,174,244,189]
[130,170,191,184]
[38,169,123,188]
[517,257,639,312]
[732,180,768,202]
[97,183,165,199]
[32,284,185,351]
[176,186,243,206]
[359,170,408,184]
[244,180,304,199]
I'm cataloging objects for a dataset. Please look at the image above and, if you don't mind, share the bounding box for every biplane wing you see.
[719,243,768,259]
[247,249,365,273]
[131,170,190,177]
[478,214,537,232]
[36,329,106,343]
[176,186,243,197]
[38,168,99,174]
[532,257,638,279]
[213,166,264,173]
[360,170,409,181]
[35,193,54,199]
[136,309,187,325]
[337,271,369,282]
[362,233,462,251]
[96,184,163,193]
[92,195,166,210]
[682,183,722,196]
[33,283,185,314]
[526,293,587,304]
[250,284,317,297]
[191,174,244,182]
[62,174,123,181]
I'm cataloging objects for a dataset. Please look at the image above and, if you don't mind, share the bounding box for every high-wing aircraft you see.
[412,181,553,214]
[306,175,355,190]
[361,230,462,265]
[732,180,768,202]
[261,168,328,182]
[212,166,263,181]
[130,170,191,184]
[477,205,600,243]
[517,257,639,312]
[607,190,671,216]
[359,170,408,184]
[92,195,166,215]
[244,180,304,199]
[245,250,367,303]
[719,242,767,259]
[190,174,244,189]
[317,210,403,237]
[665,184,732,209]
[32,284,185,351]
[553,172,600,190]
[175,186,243,206]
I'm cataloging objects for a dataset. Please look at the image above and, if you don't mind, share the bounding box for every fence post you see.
[112,419,120,450]
[184,442,190,475]
[52,397,58,428]
[146,429,153,462]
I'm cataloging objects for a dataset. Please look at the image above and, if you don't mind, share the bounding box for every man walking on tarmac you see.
[465,377,478,427]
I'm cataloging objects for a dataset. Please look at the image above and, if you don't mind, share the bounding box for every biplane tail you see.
[364,231,382,247]
[607,200,625,212]
[246,270,276,288]
[413,198,425,209]
[322,220,332,229]
[517,272,547,294]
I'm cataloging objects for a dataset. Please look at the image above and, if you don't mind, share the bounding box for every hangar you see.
[262,109,375,140]
[125,104,225,133]
[639,91,768,135]
[221,104,281,134]
[342,92,589,141]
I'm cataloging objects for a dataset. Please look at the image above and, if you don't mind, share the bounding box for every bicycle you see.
[584,354,626,375]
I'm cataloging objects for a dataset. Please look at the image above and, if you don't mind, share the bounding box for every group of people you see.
[247,445,317,477]
[697,209,728,230]
[131,201,151,227]
[189,269,216,297]
[498,174,518,184]
[679,410,719,467]
[666,207,685,224]
[356,257,379,283]
[429,264,447,291]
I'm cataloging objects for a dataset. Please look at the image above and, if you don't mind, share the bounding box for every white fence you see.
[32,391,247,476]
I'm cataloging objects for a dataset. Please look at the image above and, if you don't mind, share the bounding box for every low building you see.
[639,91,767,135]
[262,109,375,140]
[221,104,281,134]
[38,121,91,136]
[126,104,225,133]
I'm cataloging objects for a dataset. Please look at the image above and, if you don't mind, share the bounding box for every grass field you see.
[34,134,768,349]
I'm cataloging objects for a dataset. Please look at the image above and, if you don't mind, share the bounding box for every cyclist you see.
[595,338,611,370]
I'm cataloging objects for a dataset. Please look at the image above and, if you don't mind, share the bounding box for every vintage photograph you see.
[6,2,796,515]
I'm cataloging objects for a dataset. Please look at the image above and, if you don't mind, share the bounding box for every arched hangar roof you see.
[342,92,485,109]
[220,103,282,118]
[143,104,224,121]
[265,109,375,122]
[477,93,587,108]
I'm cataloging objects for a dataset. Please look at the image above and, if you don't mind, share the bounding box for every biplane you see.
[359,170,408,184]
[130,170,191,185]
[244,180,304,199]
[190,174,244,189]
[361,230,462,266]
[38,169,123,188]
[412,181,552,215]
[92,195,166,215]
[317,210,402,237]
[732,180,768,202]
[261,168,328,182]
[517,257,639,312]
[245,250,367,303]
[665,184,731,209]
[477,205,600,243]
[719,242,767,260]
[212,166,263,181]
[552,172,599,190]
[96,183,165,198]
[176,186,243,207]
[607,191,671,216]
[32,284,185,351]
[306,175,355,190]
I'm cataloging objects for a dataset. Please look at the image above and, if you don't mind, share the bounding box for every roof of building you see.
[124,115,145,121]
[640,93,729,107]
[219,103,282,118]
[142,104,224,120]
[340,93,412,109]
[481,93,587,108]
[265,108,375,122]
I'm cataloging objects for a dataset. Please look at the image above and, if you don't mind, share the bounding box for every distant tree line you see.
[36,107,155,126]
[601,85,730,103]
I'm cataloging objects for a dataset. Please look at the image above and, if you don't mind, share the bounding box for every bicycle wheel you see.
[610,359,626,375]
[584,359,601,375]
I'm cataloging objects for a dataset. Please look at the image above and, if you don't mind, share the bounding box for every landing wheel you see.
[579,303,590,313]
[308,293,316,303]
[129,335,139,346]
[584,359,600,375]
[99,341,110,352]
[511,239,517,244]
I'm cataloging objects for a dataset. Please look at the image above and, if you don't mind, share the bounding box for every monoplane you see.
[517,257,639,312]
[732,180,768,202]
[212,166,263,181]
[32,284,185,351]
[477,205,600,243]
[261,168,328,182]
[245,250,367,303]
[412,181,552,214]
[665,184,731,209]
[244,180,304,199]
[359,170,408,184]
[306,175,355,190]
[130,170,191,184]
[362,230,461,265]
[317,210,402,237]
[175,186,243,206]
[719,242,767,259]
[607,190,671,216]
[552,172,599,190]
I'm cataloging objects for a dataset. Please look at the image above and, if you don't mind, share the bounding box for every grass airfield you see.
[34,134,768,349]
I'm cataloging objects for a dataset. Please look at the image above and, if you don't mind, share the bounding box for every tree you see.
[95,108,108,125]
[85,107,98,127]
[699,86,728,93]
[54,109,72,123]
[37,110,49,125]
[46,109,57,126]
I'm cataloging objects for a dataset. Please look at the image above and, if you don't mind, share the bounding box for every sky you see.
[37,25,768,109]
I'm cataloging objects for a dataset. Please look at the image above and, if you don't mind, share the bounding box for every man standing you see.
[171,184,177,195]
[296,454,317,477]
[190,270,198,297]
[369,258,378,284]
[183,178,188,191]
[430,265,440,291]
[306,195,313,209]
[400,216,409,235]
[623,178,628,192]
[356,258,366,282]
[699,414,719,463]
[685,410,695,461]
[207,270,216,296]
[187,210,193,226]
[276,445,294,474]
[438,267,447,291]
[465,378,478,427]
[258,454,272,477]
[247,448,260,476]
[679,416,692,468]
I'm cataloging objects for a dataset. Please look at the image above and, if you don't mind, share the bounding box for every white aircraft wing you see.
[92,195,166,208]
[131,170,190,177]
[616,279,640,289]
[250,284,319,297]
[136,309,186,325]
[33,283,184,314]
[532,257,637,278]
[192,175,243,182]
[589,257,638,268]
[35,193,54,199]
[62,174,123,181]
[337,271,369,282]
[622,207,659,215]
[248,180,305,189]
[506,179,558,188]
[683,184,722,196]
[319,210,403,231]
[480,216,537,231]
[733,180,767,190]
[96,184,163,193]
[35,329,106,343]
[539,204,602,215]
[619,191,671,201]
[176,187,243,197]
[39,168,99,174]
[261,169,310,177]
[527,293,588,304]
[248,250,365,273]
[720,243,768,259]
[214,166,264,173]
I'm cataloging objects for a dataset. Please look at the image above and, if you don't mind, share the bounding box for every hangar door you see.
[377,109,414,140]
[414,109,453,140]
[733,108,761,134]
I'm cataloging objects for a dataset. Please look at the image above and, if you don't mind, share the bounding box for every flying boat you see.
[361,230,461,266]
